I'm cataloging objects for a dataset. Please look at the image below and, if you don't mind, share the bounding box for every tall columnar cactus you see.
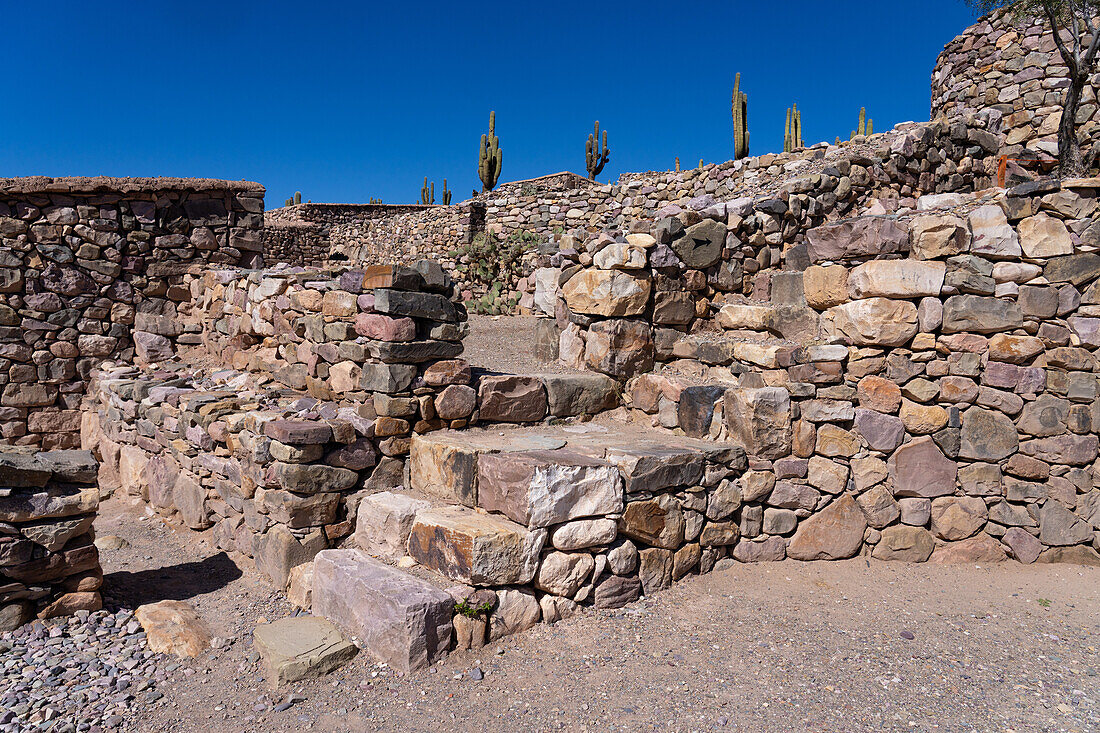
[585,120,610,180]
[675,156,680,172]
[478,111,503,192]
[852,108,873,139]
[294,191,301,205]
[784,105,803,153]
[421,177,435,205]
[369,197,382,204]
[441,179,452,205]
[732,72,749,160]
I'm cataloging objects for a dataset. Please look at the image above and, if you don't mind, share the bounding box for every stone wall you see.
[0,447,102,631]
[932,6,1100,163]
[578,179,1100,566]
[81,262,623,593]
[528,115,1006,379]
[0,177,265,449]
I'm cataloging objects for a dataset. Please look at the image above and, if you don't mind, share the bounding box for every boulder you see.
[477,375,547,423]
[871,526,935,562]
[941,295,1023,334]
[928,533,1008,564]
[930,496,988,540]
[959,406,1019,461]
[477,449,622,528]
[354,492,431,560]
[584,319,654,378]
[1018,213,1073,257]
[847,260,946,299]
[887,437,957,498]
[909,214,970,259]
[406,506,545,585]
[724,387,792,460]
[806,217,907,262]
[135,601,212,658]
[671,219,726,268]
[786,494,867,561]
[541,373,618,416]
[968,204,1021,258]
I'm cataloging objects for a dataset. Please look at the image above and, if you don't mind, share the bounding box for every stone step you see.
[312,549,454,674]
[408,423,744,520]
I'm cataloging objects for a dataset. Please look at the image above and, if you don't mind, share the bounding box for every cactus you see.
[369,197,382,204]
[421,177,435,205]
[478,111,503,192]
[284,198,292,207]
[294,191,301,205]
[784,104,803,153]
[699,159,704,169]
[851,108,873,139]
[675,157,680,172]
[441,179,452,205]
[732,72,749,160]
[585,121,610,180]
[835,136,841,146]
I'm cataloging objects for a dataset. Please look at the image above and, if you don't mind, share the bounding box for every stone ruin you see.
[4,8,1100,683]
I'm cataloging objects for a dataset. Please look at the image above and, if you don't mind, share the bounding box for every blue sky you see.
[1,1,979,206]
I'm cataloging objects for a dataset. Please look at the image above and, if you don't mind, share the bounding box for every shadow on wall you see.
[103,552,243,606]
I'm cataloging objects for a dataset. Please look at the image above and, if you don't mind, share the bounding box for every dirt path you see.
[463,314,581,376]
[92,497,1100,733]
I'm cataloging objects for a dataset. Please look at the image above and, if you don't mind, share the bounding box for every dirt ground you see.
[464,314,580,376]
[93,496,1100,733]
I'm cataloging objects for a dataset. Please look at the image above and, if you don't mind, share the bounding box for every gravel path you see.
[77,495,1100,733]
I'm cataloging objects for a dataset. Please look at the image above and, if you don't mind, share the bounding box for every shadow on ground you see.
[104,552,243,606]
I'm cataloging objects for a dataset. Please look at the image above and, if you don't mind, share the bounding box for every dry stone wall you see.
[932,6,1100,163]
[81,262,622,595]
[0,447,102,631]
[0,177,265,450]
[576,179,1100,566]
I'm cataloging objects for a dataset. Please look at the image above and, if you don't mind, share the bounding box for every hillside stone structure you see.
[932,6,1100,163]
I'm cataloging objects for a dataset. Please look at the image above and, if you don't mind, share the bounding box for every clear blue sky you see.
[2,1,980,206]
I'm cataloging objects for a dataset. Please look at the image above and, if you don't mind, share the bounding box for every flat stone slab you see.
[409,431,567,507]
[312,549,453,674]
[477,449,623,527]
[253,616,358,688]
[406,506,545,586]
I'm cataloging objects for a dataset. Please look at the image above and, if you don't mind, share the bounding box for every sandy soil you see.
[93,496,1100,733]
[463,314,581,376]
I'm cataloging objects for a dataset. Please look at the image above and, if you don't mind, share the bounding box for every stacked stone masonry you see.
[0,447,102,631]
[537,177,1100,568]
[0,177,265,450]
[932,6,1100,163]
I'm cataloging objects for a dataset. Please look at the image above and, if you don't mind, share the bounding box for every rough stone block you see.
[312,549,453,673]
[406,506,545,586]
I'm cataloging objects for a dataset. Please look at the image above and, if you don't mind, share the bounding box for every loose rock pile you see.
[0,608,167,732]
[1,447,102,631]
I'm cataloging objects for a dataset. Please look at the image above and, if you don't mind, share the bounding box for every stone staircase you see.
[309,421,747,673]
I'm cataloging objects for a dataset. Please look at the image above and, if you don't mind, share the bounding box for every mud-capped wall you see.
[932,6,1100,162]
[0,176,265,449]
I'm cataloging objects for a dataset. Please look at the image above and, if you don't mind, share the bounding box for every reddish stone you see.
[263,420,333,446]
[434,385,477,420]
[423,359,472,386]
[477,376,547,423]
[354,313,416,342]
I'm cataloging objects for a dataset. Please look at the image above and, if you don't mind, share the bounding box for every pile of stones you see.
[1,447,101,631]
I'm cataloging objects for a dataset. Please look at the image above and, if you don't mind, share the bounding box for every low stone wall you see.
[0,447,102,630]
[586,179,1100,566]
[932,6,1100,163]
[81,261,623,595]
[0,176,265,449]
